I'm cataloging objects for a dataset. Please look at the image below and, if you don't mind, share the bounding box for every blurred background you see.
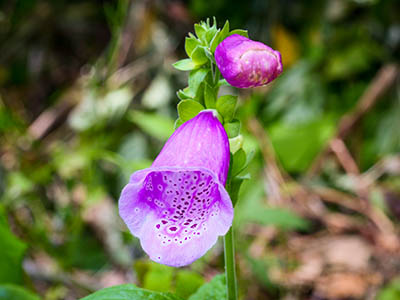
[1,0,400,299]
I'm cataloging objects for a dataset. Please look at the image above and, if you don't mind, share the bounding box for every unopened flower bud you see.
[215,34,283,88]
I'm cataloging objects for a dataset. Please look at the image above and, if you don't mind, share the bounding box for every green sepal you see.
[173,59,197,71]
[216,95,237,123]
[177,100,204,122]
[223,119,240,138]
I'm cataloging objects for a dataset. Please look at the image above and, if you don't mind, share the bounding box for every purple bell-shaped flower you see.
[119,110,233,267]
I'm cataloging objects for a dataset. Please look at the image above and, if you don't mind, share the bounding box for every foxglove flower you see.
[119,110,233,267]
[215,34,283,88]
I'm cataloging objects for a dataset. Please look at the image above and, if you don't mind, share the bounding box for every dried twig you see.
[329,138,360,175]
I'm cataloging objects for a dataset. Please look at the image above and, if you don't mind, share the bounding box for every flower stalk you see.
[224,219,238,300]
[119,18,282,300]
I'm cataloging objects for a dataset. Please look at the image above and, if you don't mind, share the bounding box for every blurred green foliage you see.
[0,205,27,285]
[0,284,40,300]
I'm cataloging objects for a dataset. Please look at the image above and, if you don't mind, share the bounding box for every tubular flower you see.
[119,110,233,267]
[215,34,283,88]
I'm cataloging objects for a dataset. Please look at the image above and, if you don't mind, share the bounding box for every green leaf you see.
[204,83,216,108]
[209,29,220,53]
[0,284,40,300]
[205,27,218,45]
[188,68,209,97]
[177,87,193,101]
[185,37,200,58]
[173,59,197,71]
[177,100,204,122]
[0,206,27,285]
[128,111,174,141]
[81,284,183,300]
[223,119,240,138]
[245,207,309,230]
[216,95,237,123]
[219,20,230,40]
[188,275,226,300]
[175,271,204,299]
[191,46,208,66]
[227,176,247,206]
[211,20,229,52]
[228,29,248,38]
[174,118,184,130]
[194,24,207,43]
[231,148,246,177]
[193,82,205,104]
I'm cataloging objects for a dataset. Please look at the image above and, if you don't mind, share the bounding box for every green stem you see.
[224,225,237,300]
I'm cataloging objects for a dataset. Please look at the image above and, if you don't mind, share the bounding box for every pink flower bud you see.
[215,34,283,88]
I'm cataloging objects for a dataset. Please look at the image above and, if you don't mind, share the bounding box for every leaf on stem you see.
[177,100,204,122]
[216,95,237,123]
[173,59,197,71]
[224,119,241,138]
